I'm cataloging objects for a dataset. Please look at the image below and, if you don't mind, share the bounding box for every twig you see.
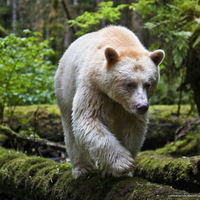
[174,117,200,141]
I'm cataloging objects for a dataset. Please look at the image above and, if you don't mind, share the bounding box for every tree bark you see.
[34,0,43,40]
[12,0,17,34]
[186,49,200,116]
[61,0,77,36]
[0,103,3,125]
[0,147,193,200]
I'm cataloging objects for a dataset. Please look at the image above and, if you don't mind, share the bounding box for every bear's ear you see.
[104,47,119,67]
[150,50,165,66]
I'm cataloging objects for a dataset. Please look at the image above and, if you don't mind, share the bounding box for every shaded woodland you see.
[0,0,139,63]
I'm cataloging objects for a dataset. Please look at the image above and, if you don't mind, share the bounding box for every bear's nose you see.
[136,103,149,115]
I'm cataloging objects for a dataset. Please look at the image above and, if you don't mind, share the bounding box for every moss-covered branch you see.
[0,147,190,200]
[0,125,66,152]
[135,151,200,193]
[0,24,9,37]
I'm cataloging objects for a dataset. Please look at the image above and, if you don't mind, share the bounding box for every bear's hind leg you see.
[62,111,96,179]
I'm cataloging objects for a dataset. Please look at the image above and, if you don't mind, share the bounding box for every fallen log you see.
[0,147,191,200]
[0,125,66,152]
[135,151,200,193]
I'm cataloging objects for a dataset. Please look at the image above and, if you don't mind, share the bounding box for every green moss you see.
[155,136,200,157]
[135,151,200,192]
[143,105,198,150]
[178,138,199,155]
[5,104,198,124]
[5,104,61,116]
[149,105,198,123]
[0,146,71,198]
[0,133,9,145]
[0,147,198,199]
[4,104,63,141]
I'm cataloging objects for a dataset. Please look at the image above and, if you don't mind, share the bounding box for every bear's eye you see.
[126,83,136,88]
[145,82,151,88]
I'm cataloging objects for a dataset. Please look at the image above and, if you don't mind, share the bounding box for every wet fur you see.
[54,25,164,179]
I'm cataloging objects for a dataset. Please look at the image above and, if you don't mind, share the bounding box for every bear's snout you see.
[136,103,149,115]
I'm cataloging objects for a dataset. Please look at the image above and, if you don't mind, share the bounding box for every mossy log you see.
[0,125,66,152]
[6,105,63,142]
[0,147,191,200]
[135,151,200,193]
[155,137,200,157]
[142,105,198,150]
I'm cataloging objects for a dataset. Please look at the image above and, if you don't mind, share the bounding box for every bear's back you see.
[59,26,147,73]
[97,26,142,48]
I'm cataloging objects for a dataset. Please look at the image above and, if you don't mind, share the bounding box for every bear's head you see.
[103,47,165,115]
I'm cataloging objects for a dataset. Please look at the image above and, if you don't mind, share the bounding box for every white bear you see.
[54,25,165,179]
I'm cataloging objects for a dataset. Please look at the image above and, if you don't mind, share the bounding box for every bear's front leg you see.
[72,92,136,178]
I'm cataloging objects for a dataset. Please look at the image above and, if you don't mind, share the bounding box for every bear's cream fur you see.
[54,25,165,179]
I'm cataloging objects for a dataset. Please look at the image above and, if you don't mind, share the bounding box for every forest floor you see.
[0,104,200,199]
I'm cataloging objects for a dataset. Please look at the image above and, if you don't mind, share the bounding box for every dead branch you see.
[0,125,66,152]
[174,117,200,141]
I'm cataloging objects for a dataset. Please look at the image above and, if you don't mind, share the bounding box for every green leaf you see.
[0,31,55,110]
[193,35,200,48]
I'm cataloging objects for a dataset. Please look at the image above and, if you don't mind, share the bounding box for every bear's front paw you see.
[102,152,136,178]
[72,163,96,179]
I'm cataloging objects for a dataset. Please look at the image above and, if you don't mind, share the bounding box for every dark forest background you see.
[0,0,200,119]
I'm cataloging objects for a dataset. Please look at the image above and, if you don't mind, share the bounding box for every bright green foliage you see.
[68,1,128,36]
[132,0,200,68]
[130,0,158,17]
[0,30,55,118]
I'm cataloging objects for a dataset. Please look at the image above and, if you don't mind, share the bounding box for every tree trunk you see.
[0,147,193,199]
[135,151,200,193]
[61,0,77,44]
[186,50,200,116]
[120,0,128,26]
[12,0,17,34]
[18,0,27,30]
[49,0,59,64]
[34,0,44,40]
[0,104,3,125]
